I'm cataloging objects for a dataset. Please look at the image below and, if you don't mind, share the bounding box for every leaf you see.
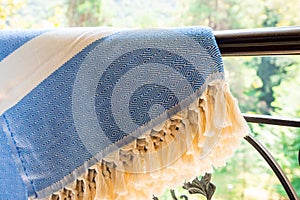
[182,173,216,200]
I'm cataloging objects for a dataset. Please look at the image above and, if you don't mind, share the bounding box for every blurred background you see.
[1,0,299,199]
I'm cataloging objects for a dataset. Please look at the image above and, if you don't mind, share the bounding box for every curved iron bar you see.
[244,134,298,200]
[298,150,300,166]
[242,113,299,199]
[170,189,190,200]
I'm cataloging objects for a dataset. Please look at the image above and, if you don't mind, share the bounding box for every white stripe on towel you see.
[0,27,118,115]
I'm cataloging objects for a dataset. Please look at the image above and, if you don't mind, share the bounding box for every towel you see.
[0,27,249,199]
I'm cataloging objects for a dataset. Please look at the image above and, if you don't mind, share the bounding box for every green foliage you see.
[178,0,241,30]
[0,0,26,29]
[66,0,103,26]
[243,57,293,114]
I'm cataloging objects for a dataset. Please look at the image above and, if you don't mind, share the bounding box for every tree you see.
[66,0,103,27]
[0,0,26,29]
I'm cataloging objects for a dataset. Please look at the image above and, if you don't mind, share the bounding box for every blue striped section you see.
[0,116,27,200]
[0,27,224,198]
[95,48,204,143]
[179,27,224,73]
[1,38,101,195]
[0,30,46,61]
[129,84,179,126]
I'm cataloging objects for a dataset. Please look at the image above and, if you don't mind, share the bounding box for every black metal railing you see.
[216,26,300,200]
[243,122,299,200]
[243,113,300,127]
[155,27,300,200]
[214,26,300,56]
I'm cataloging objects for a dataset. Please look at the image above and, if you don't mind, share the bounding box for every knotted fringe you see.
[49,80,249,200]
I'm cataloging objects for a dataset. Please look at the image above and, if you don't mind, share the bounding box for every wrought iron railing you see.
[155,27,300,200]
[243,119,299,200]
[215,26,300,200]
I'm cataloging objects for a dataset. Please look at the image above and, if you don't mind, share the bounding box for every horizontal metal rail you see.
[243,113,300,127]
[214,26,300,56]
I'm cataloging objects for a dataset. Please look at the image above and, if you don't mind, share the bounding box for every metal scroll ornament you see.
[153,173,216,200]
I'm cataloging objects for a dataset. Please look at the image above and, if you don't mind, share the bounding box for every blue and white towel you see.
[0,27,248,199]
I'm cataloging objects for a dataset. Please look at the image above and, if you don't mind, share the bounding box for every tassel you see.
[48,79,249,200]
[94,164,108,200]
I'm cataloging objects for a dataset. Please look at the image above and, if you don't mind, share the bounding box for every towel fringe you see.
[49,80,249,200]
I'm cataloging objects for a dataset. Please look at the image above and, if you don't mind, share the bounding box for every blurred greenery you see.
[1,0,299,199]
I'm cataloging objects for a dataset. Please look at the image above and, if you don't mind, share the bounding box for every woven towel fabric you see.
[0,27,247,199]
